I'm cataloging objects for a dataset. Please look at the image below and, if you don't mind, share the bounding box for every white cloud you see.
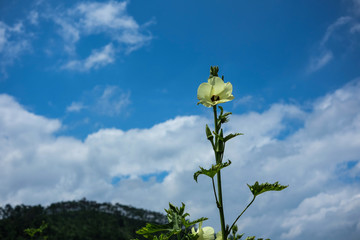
[352,0,360,15]
[320,16,352,46]
[65,85,131,116]
[281,190,360,239]
[52,0,153,70]
[233,95,253,107]
[0,25,6,51]
[66,102,86,112]
[0,21,31,79]
[308,50,333,73]
[307,13,359,73]
[53,17,80,55]
[350,23,360,33]
[62,44,115,71]
[74,1,138,31]
[1,79,360,239]
[28,11,39,25]
[95,85,130,116]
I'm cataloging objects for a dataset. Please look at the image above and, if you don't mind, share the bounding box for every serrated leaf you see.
[193,160,231,182]
[247,181,288,197]
[245,237,255,240]
[136,222,174,235]
[224,133,244,142]
[185,217,208,228]
[154,234,169,240]
[236,233,244,240]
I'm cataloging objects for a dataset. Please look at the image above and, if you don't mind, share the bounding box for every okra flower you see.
[215,231,222,240]
[191,222,215,240]
[197,76,234,107]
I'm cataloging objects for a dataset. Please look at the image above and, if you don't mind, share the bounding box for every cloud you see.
[1,79,360,239]
[308,50,333,73]
[0,21,31,79]
[233,95,253,107]
[307,13,359,73]
[52,17,80,55]
[28,11,39,25]
[352,0,360,16]
[51,0,153,70]
[62,43,115,71]
[350,23,360,33]
[281,189,360,239]
[66,102,86,112]
[66,85,131,116]
[93,85,131,116]
[320,16,352,46]
[0,1,152,76]
[74,1,138,31]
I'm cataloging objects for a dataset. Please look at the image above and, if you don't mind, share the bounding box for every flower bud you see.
[216,129,224,154]
[205,124,213,141]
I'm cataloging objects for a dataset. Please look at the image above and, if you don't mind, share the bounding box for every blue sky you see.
[1,0,360,239]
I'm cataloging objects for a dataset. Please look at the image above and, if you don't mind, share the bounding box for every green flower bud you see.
[216,129,224,154]
[205,124,213,141]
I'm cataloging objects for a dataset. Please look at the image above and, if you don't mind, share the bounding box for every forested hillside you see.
[0,198,167,240]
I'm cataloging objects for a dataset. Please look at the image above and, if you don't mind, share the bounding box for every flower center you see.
[211,95,220,102]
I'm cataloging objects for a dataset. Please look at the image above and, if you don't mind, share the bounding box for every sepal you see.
[210,66,219,77]
[218,106,232,124]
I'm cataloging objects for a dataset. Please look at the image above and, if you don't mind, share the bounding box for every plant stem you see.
[213,106,227,240]
[211,178,219,207]
[217,168,226,240]
[228,196,256,234]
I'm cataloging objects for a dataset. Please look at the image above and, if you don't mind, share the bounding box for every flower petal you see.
[197,82,212,101]
[197,76,234,107]
[197,82,214,107]
[202,227,215,240]
[209,77,226,96]
[218,82,233,100]
[215,231,222,240]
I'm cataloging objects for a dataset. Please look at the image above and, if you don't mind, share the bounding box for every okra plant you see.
[134,66,287,240]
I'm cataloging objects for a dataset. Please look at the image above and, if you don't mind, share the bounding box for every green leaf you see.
[184,217,208,228]
[223,133,244,142]
[136,222,174,235]
[245,237,255,240]
[193,160,231,182]
[247,181,288,198]
[154,234,169,240]
[137,202,205,239]
[236,233,245,240]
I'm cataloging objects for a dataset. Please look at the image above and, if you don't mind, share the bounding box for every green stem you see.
[228,196,256,235]
[213,106,227,240]
[217,169,226,240]
[211,178,219,207]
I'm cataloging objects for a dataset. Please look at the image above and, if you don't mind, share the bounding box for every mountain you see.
[0,198,167,240]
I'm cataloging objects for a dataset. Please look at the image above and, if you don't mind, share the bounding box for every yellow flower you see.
[191,222,215,240]
[215,231,222,240]
[197,76,234,107]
